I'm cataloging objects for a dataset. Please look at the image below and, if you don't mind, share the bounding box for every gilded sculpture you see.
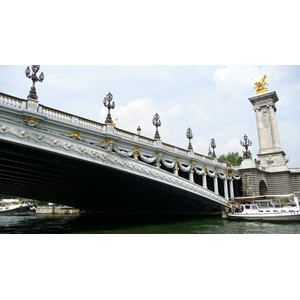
[251,75,273,94]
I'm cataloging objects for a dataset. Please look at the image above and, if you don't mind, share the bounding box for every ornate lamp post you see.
[152,113,161,140]
[240,134,252,158]
[25,65,44,101]
[208,147,212,157]
[103,92,116,124]
[210,138,217,159]
[186,127,193,151]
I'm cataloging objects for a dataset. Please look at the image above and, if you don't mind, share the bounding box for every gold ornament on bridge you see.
[69,132,82,140]
[251,75,273,94]
[24,117,39,126]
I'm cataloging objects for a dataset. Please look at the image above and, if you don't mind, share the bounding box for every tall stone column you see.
[249,91,288,171]
[253,106,273,151]
[267,104,281,149]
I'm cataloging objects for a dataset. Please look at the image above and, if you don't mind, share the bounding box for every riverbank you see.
[36,206,80,215]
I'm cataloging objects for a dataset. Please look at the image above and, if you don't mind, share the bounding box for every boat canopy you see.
[0,199,20,203]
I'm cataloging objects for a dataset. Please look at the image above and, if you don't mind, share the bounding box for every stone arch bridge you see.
[0,92,241,214]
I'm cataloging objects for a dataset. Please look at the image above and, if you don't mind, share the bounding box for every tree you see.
[218,152,243,165]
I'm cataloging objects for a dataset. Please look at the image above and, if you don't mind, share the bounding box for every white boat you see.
[226,193,300,221]
[0,199,37,216]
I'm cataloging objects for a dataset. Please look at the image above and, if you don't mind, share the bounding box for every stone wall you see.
[290,171,300,194]
[241,167,300,197]
[266,172,292,195]
[36,206,80,214]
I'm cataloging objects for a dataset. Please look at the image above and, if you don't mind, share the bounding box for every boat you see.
[226,193,300,221]
[0,199,37,216]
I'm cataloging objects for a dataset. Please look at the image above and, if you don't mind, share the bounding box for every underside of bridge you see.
[0,140,223,214]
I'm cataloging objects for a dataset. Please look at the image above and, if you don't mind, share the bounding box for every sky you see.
[1,65,300,167]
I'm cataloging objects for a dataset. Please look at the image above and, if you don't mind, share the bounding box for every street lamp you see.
[152,113,161,140]
[103,92,116,124]
[186,127,193,151]
[210,138,217,159]
[25,65,44,101]
[240,134,252,158]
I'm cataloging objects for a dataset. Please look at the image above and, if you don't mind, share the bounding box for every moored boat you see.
[226,193,300,221]
[0,199,37,216]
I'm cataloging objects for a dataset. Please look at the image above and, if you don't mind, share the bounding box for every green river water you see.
[1,213,300,233]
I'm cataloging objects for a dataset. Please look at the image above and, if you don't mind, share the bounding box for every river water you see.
[1,213,300,233]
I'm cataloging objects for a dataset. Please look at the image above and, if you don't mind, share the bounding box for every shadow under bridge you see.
[0,140,230,214]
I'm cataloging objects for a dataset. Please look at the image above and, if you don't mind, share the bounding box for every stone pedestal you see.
[26,99,39,111]
[241,158,256,169]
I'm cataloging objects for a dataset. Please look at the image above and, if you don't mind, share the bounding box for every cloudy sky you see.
[1,65,299,167]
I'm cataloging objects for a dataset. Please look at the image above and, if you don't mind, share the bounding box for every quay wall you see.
[36,206,80,215]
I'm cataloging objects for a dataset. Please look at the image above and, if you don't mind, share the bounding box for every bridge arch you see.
[259,180,268,195]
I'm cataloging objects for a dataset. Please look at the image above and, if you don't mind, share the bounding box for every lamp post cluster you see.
[210,138,217,158]
[186,127,193,151]
[152,113,162,141]
[240,134,252,158]
[25,65,44,101]
[103,92,116,124]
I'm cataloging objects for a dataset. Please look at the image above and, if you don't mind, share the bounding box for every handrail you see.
[0,92,24,102]
[0,92,25,108]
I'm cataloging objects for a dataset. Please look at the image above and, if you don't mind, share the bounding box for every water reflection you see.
[0,214,299,234]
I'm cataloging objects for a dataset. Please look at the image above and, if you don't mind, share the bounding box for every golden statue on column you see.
[251,75,273,94]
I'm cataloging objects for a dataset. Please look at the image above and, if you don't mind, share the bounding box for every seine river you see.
[1,213,300,233]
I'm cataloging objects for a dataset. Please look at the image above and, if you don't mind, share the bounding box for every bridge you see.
[0,89,241,214]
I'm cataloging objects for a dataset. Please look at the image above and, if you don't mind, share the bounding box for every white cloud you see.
[100,97,159,137]
[164,105,183,118]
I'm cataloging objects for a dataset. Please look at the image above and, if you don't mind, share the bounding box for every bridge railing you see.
[41,106,73,123]
[114,128,135,140]
[78,118,104,131]
[0,92,25,109]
